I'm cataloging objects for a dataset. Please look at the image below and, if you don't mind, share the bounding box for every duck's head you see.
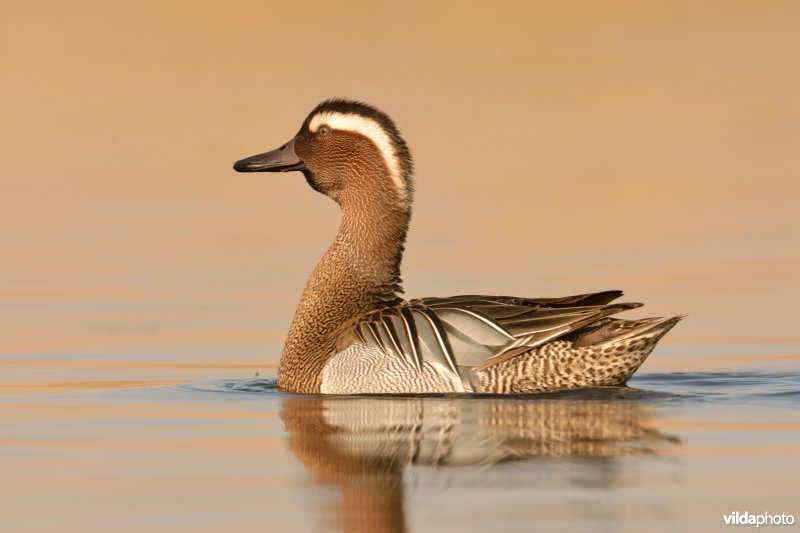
[234,99,414,209]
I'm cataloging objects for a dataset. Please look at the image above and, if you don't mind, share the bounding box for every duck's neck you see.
[278,191,410,392]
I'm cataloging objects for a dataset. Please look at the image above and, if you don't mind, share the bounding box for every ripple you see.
[225,379,280,393]
[176,381,676,402]
[176,378,280,394]
[631,371,800,405]
[171,372,799,408]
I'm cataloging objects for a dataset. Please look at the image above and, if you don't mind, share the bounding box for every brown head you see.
[233,99,414,212]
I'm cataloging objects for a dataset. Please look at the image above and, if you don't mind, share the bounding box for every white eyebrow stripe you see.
[309,111,405,200]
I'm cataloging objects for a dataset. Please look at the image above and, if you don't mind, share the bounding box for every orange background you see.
[2,1,799,363]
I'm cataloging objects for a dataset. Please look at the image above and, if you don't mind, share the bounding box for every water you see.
[2,351,798,533]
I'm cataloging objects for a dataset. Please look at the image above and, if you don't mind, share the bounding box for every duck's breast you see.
[320,344,468,394]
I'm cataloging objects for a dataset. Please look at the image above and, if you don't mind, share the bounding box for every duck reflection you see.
[280,390,676,532]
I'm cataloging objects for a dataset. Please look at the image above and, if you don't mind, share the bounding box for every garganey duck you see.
[234,99,683,394]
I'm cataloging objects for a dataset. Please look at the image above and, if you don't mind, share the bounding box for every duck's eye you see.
[317,125,331,137]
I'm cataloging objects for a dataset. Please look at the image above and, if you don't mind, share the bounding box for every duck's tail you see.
[570,314,686,348]
[475,315,684,393]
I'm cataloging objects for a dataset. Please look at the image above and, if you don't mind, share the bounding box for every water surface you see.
[2,349,798,532]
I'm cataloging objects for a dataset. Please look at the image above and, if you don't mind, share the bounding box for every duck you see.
[233,98,683,394]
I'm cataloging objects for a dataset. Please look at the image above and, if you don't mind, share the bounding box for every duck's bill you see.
[233,138,305,172]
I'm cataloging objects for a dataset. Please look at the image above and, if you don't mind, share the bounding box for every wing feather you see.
[398,306,423,371]
[380,312,413,367]
[336,292,641,378]
[417,307,458,373]
[436,307,515,345]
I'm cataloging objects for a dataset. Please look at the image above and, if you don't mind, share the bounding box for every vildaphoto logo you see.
[723,511,795,527]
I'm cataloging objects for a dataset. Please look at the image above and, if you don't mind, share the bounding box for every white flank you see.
[309,112,406,200]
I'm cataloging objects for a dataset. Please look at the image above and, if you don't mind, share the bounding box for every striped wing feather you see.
[338,291,640,376]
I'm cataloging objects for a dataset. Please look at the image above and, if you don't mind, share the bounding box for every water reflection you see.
[280,389,678,532]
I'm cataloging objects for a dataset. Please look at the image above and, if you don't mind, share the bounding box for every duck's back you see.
[321,290,682,394]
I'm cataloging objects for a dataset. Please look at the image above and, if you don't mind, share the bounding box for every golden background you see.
[2,0,799,363]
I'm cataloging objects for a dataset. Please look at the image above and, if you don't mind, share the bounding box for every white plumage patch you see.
[309,111,406,201]
[321,344,466,394]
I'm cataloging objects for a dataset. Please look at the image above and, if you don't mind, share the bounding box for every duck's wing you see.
[336,290,642,374]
